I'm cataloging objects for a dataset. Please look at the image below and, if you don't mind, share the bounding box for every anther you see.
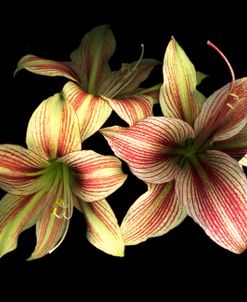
[52,198,67,218]
[226,103,235,110]
[56,198,66,208]
[229,93,240,100]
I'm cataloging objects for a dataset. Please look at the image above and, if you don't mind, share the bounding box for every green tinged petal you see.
[62,82,112,141]
[160,37,204,125]
[196,71,208,86]
[14,55,79,82]
[0,191,45,258]
[81,199,124,257]
[26,93,81,160]
[99,58,159,98]
[70,24,116,94]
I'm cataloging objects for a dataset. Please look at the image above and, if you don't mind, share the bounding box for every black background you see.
[0,2,246,300]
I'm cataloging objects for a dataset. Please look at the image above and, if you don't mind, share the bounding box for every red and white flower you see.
[15,25,160,141]
[0,93,127,259]
[100,37,247,254]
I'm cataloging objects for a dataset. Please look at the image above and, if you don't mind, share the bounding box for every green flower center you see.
[37,159,75,254]
[40,159,75,220]
[174,139,207,167]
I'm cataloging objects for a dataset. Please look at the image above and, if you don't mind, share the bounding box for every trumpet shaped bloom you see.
[0,93,127,259]
[101,38,247,254]
[15,25,159,141]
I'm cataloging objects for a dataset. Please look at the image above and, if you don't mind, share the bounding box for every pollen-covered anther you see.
[226,92,242,110]
[52,198,68,219]
[226,103,235,110]
[229,92,240,101]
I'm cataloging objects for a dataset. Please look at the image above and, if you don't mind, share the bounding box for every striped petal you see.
[160,37,204,125]
[239,155,247,167]
[60,150,127,202]
[70,24,116,94]
[0,191,45,258]
[105,95,153,126]
[121,182,186,245]
[26,93,81,160]
[116,59,160,97]
[15,55,79,82]
[101,117,194,184]
[176,150,247,254]
[213,124,247,160]
[62,81,112,141]
[99,59,159,98]
[194,78,247,142]
[28,187,69,260]
[80,199,124,257]
[0,144,49,195]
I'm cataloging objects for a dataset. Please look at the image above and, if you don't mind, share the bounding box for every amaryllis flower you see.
[100,37,247,254]
[0,93,127,259]
[15,24,159,141]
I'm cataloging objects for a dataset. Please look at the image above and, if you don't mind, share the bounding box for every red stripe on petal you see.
[70,25,116,93]
[81,199,124,256]
[0,192,45,257]
[26,93,81,160]
[121,182,186,245]
[63,82,112,141]
[213,124,247,160]
[101,117,194,184]
[160,37,204,125]
[0,145,49,195]
[176,150,247,253]
[60,150,127,202]
[28,184,71,259]
[105,95,153,125]
[194,78,247,143]
[15,55,79,82]
[99,58,159,98]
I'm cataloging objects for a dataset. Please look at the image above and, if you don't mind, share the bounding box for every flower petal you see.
[196,71,208,86]
[101,117,194,184]
[176,150,247,254]
[194,78,247,142]
[28,187,69,260]
[0,144,49,195]
[99,58,159,98]
[160,37,204,125]
[138,83,162,104]
[0,191,45,258]
[80,199,124,257]
[60,150,127,202]
[213,124,247,160]
[62,81,112,141]
[70,24,116,94]
[105,95,153,126]
[121,182,186,245]
[26,93,81,160]
[15,55,79,82]
[239,155,247,167]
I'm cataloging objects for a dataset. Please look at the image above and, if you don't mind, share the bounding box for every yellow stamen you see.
[52,207,58,216]
[229,93,240,100]
[52,197,73,220]
[56,198,66,208]
[227,103,235,110]
[52,198,67,218]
